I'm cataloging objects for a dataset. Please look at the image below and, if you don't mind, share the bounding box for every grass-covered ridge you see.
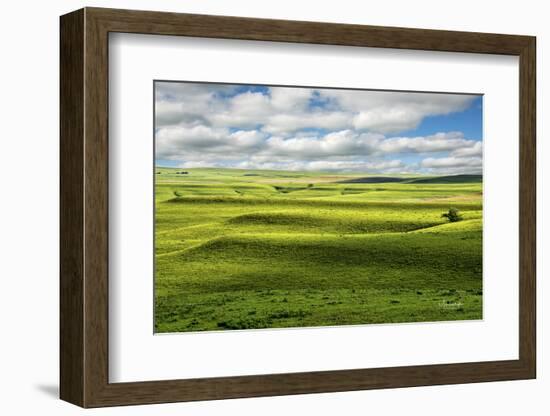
[155,167,483,333]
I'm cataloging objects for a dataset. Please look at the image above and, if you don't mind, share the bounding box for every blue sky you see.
[155,82,482,174]
[399,96,482,140]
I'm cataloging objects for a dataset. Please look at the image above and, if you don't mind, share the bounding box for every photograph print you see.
[154,81,483,333]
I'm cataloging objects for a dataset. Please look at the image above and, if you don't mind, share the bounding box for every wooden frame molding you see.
[60,7,536,408]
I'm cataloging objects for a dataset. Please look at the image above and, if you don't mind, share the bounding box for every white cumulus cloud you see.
[155,82,482,174]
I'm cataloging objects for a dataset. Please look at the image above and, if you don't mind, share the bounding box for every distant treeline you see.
[338,174,482,184]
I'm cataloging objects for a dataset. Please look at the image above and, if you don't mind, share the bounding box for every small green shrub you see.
[442,207,463,222]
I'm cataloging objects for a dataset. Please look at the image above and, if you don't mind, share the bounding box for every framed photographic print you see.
[60,7,536,408]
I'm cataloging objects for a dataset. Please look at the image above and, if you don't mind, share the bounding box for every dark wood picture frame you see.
[60,7,536,408]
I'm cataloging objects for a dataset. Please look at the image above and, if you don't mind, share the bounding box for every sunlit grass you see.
[154,167,483,333]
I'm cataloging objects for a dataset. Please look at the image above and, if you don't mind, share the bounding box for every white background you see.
[0,0,546,414]
[110,34,519,382]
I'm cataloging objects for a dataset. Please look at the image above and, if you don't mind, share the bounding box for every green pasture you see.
[154,167,483,333]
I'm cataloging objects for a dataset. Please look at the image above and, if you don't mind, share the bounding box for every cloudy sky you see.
[154,81,482,174]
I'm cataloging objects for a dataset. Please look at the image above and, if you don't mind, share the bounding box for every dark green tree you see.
[442,207,463,222]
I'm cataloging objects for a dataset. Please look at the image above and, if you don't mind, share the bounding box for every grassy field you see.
[154,167,483,333]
